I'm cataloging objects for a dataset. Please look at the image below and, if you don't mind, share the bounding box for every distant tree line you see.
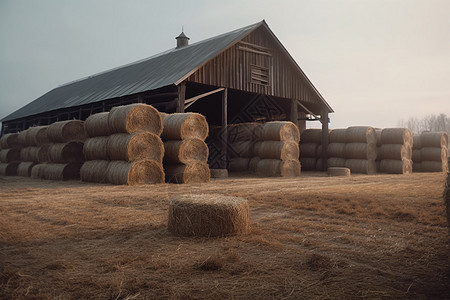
[397,113,450,135]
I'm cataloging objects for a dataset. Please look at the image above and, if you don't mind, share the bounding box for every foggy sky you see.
[1,0,449,129]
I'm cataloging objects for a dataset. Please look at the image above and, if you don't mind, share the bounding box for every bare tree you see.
[398,114,450,135]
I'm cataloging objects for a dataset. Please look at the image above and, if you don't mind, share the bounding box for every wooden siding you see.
[187,26,320,106]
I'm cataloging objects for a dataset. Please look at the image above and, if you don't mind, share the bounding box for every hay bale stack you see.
[342,126,377,174]
[164,162,210,184]
[261,121,300,143]
[83,137,109,161]
[26,126,50,146]
[80,160,110,183]
[109,103,162,135]
[0,162,20,176]
[17,162,36,177]
[412,132,448,173]
[85,112,111,137]
[106,160,164,185]
[256,159,300,177]
[328,167,350,176]
[324,129,347,170]
[163,139,208,164]
[47,120,87,143]
[161,112,207,140]
[41,163,83,181]
[0,148,21,163]
[48,142,85,163]
[107,132,163,163]
[299,129,323,171]
[168,194,249,237]
[377,128,413,174]
[229,157,250,172]
[0,133,20,149]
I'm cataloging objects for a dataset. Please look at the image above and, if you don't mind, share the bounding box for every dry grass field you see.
[0,172,449,299]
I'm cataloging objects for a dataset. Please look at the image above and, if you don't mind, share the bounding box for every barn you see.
[1,20,333,169]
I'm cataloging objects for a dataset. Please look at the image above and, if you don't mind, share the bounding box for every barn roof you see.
[2,20,332,122]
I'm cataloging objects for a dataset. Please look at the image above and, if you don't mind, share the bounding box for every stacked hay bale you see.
[327,128,347,169]
[227,123,262,173]
[299,129,322,171]
[378,128,413,174]
[161,112,210,184]
[17,126,50,177]
[413,132,448,172]
[343,126,377,174]
[255,121,301,177]
[412,135,422,172]
[0,132,21,176]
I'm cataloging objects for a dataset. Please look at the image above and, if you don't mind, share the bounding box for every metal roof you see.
[2,22,261,122]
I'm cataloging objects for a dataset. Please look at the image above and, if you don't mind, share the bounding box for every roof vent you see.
[176,30,190,48]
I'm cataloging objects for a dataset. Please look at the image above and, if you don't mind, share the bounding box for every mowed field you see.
[0,172,449,299]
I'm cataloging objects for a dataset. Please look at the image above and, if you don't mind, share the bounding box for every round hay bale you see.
[83,137,109,161]
[345,126,376,145]
[106,160,164,185]
[163,139,208,164]
[380,128,413,145]
[31,163,47,179]
[379,159,412,174]
[0,162,20,176]
[0,133,20,149]
[42,163,83,180]
[413,135,422,150]
[412,149,421,163]
[80,160,110,183]
[300,157,317,171]
[28,145,50,163]
[248,156,260,173]
[161,113,208,141]
[380,144,412,160]
[256,159,301,177]
[420,147,447,162]
[261,121,300,143]
[328,167,350,176]
[108,103,162,135]
[327,143,346,158]
[227,123,263,143]
[0,148,21,163]
[85,112,111,137]
[327,157,346,168]
[20,147,32,162]
[300,129,322,143]
[300,143,319,158]
[26,126,50,146]
[17,129,30,147]
[344,159,377,174]
[107,132,164,163]
[165,162,210,184]
[252,141,262,157]
[230,141,256,158]
[420,160,448,173]
[420,132,448,148]
[47,120,88,143]
[209,169,228,178]
[344,143,377,160]
[17,162,36,177]
[48,142,85,163]
[329,129,347,143]
[257,141,299,160]
[229,157,250,172]
[168,194,249,237]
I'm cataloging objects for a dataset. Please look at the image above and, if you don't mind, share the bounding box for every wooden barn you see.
[1,20,333,169]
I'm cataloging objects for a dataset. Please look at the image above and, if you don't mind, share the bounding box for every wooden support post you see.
[321,109,329,171]
[177,82,186,113]
[221,88,228,169]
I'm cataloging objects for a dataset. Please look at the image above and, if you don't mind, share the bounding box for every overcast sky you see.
[1,0,449,129]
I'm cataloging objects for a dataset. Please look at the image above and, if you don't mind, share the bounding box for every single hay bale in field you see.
[379,159,412,174]
[106,160,164,185]
[328,167,350,176]
[327,157,347,168]
[47,120,88,143]
[107,132,163,162]
[327,143,346,158]
[17,162,36,177]
[0,148,21,163]
[80,160,110,183]
[209,169,228,178]
[0,133,20,149]
[26,126,50,146]
[420,160,448,173]
[161,113,208,140]
[261,121,300,143]
[412,149,421,163]
[300,157,317,171]
[165,162,210,184]
[300,129,322,144]
[31,163,47,179]
[229,157,250,172]
[83,137,109,161]
[28,145,50,163]
[413,135,422,150]
[345,159,377,174]
[168,194,249,237]
[248,156,260,173]
[85,112,111,137]
[329,129,347,143]
[381,128,413,145]
[380,144,412,160]
[256,159,301,177]
[48,142,84,163]
[300,143,319,158]
[257,141,299,160]
[420,132,448,148]
[345,126,377,145]
[344,143,377,160]
[0,162,20,176]
[109,103,162,135]
[163,139,208,164]
[420,147,448,162]
[42,163,83,180]
[227,123,263,143]
[229,141,256,158]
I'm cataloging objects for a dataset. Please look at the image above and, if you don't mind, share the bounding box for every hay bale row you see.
[0,133,20,149]
[376,128,413,174]
[47,120,88,143]
[0,148,21,163]
[109,103,162,135]
[411,132,448,173]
